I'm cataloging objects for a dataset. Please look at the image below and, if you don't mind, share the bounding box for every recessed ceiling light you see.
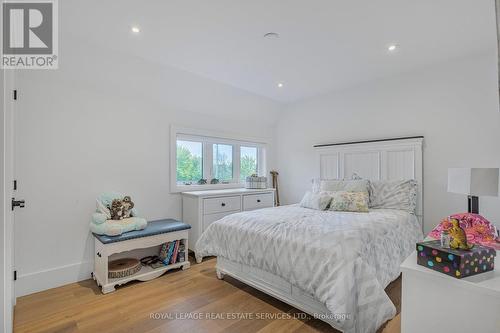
[131,26,140,33]
[387,44,399,52]
[264,32,280,39]
[277,83,283,88]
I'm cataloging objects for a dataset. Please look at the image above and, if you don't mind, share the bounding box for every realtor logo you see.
[2,0,58,69]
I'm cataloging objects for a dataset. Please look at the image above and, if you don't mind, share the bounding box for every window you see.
[213,144,233,181]
[171,127,266,191]
[240,146,258,181]
[176,140,203,184]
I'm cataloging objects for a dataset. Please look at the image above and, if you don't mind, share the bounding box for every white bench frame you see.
[92,229,190,294]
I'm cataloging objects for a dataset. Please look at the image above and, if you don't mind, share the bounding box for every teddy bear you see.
[110,196,135,220]
[90,192,147,236]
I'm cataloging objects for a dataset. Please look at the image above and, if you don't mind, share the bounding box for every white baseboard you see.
[16,261,93,297]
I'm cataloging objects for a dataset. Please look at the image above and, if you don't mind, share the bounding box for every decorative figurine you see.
[449,218,474,250]
[210,178,219,184]
[197,178,207,185]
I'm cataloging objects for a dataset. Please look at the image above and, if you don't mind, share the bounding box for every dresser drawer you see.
[203,196,241,215]
[203,211,236,230]
[243,193,274,211]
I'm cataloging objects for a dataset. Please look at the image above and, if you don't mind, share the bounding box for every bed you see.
[195,137,424,333]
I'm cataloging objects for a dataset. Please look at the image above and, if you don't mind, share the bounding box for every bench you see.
[92,219,191,293]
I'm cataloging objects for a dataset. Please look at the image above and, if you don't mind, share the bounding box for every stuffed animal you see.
[110,196,135,220]
[90,192,147,236]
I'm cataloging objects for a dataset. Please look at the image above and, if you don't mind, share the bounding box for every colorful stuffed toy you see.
[429,213,500,250]
[90,192,147,236]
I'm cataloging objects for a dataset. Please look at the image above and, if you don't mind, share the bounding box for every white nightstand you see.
[401,251,500,333]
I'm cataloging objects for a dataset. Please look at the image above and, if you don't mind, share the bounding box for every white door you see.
[1,69,18,333]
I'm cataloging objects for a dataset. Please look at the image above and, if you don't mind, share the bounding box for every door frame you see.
[1,68,16,333]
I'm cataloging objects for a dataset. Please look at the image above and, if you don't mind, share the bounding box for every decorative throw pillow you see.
[369,179,417,213]
[319,179,369,193]
[299,191,332,210]
[328,191,369,213]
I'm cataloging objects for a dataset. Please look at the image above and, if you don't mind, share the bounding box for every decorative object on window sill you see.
[416,240,496,279]
[428,213,500,250]
[197,179,207,185]
[210,178,219,184]
[448,168,499,214]
[90,192,147,236]
[270,170,280,206]
[245,174,267,189]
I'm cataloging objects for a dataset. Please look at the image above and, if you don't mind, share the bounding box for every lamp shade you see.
[448,168,499,197]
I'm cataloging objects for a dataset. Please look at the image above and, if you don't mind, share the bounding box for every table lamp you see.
[448,168,499,214]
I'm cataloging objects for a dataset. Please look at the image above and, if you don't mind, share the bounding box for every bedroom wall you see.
[13,37,281,296]
[275,52,500,234]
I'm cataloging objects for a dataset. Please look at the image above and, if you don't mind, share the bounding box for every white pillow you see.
[299,191,332,210]
[319,179,369,193]
[369,179,417,213]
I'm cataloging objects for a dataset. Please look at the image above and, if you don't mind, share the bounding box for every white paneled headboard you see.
[314,137,424,225]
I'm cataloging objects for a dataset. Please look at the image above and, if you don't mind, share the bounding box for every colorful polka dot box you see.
[416,240,496,279]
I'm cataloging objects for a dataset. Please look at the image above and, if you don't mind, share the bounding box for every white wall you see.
[275,52,500,233]
[13,37,282,296]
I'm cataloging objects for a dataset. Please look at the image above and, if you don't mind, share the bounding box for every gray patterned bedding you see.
[195,205,423,333]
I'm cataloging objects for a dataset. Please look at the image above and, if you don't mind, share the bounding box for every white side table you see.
[401,251,500,333]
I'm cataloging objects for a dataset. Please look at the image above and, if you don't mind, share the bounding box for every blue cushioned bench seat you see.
[93,219,191,244]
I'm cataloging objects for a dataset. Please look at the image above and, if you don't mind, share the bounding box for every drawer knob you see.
[257,199,261,203]
[221,203,226,207]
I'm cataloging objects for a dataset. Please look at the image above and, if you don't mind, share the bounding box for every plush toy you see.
[90,192,147,236]
[110,196,135,220]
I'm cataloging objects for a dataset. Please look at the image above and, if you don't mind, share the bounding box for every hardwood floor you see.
[14,257,400,333]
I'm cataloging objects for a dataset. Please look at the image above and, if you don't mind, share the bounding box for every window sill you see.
[171,183,245,193]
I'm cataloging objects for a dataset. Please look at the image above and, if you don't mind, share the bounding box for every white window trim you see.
[170,125,268,193]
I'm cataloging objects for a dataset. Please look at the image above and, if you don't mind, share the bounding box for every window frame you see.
[171,126,267,193]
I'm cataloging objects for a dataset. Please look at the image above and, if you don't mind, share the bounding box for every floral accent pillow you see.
[328,191,369,213]
[428,213,500,250]
[299,191,332,210]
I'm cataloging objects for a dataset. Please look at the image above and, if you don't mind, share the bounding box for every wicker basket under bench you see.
[92,219,191,294]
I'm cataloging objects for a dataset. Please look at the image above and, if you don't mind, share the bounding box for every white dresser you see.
[401,251,500,333]
[181,188,275,257]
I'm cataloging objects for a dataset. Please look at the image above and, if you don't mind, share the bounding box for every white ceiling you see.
[63,0,496,103]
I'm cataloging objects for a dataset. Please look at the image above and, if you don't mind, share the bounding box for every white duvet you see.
[195,205,423,333]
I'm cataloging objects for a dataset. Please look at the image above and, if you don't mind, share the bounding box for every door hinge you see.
[13,180,17,191]
[13,90,17,100]
[14,271,17,281]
